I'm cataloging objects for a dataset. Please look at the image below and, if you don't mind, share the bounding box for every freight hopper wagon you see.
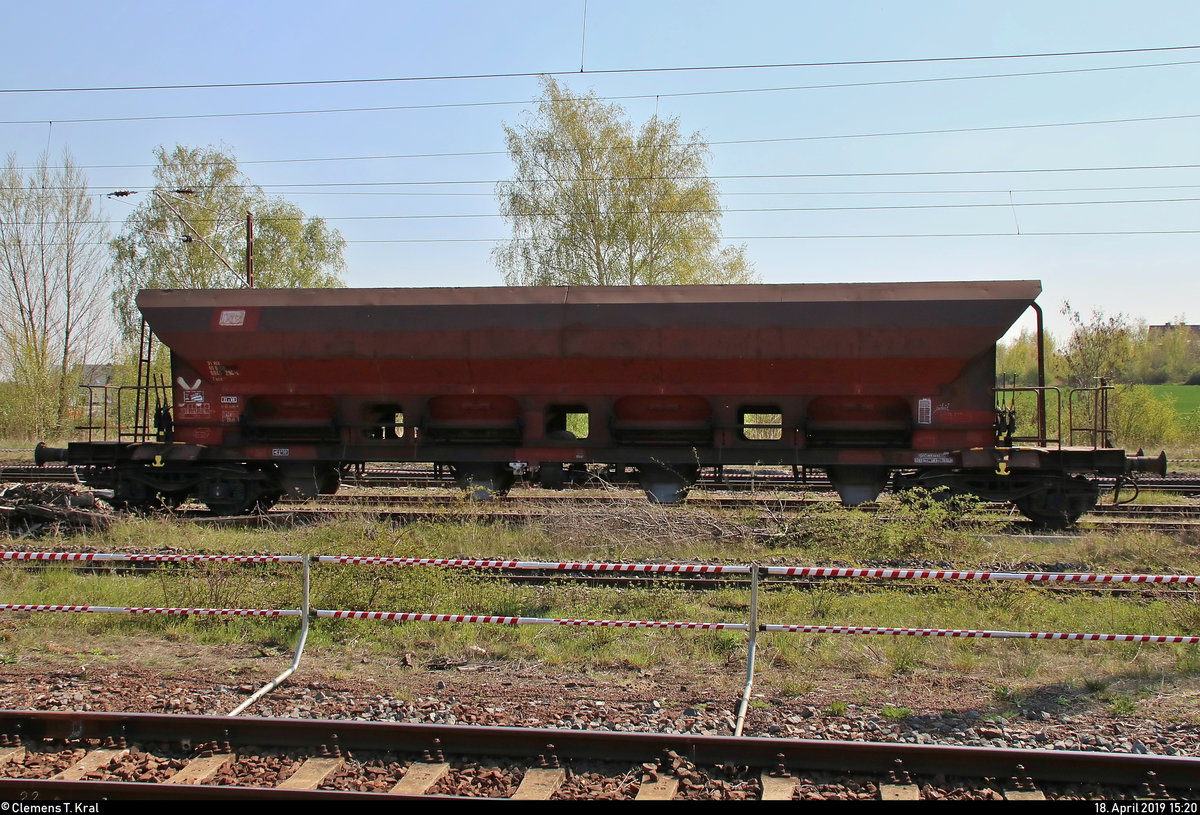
[38,281,1166,526]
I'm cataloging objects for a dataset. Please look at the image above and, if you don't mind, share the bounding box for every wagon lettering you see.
[218,309,246,326]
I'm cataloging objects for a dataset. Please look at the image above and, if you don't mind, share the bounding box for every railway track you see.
[4,465,1198,533]
[179,506,1199,535]
[6,493,1198,535]
[0,710,1195,800]
[288,491,1200,519]
[6,463,1200,494]
[239,496,1200,533]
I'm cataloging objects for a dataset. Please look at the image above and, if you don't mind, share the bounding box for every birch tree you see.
[495,77,755,286]
[0,152,110,436]
[109,143,346,341]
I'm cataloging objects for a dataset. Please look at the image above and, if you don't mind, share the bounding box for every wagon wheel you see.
[112,475,185,513]
[1014,476,1099,529]
[450,463,516,501]
[202,471,280,515]
[637,463,699,504]
[152,489,190,510]
[205,492,279,516]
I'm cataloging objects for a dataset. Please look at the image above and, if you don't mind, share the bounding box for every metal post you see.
[229,555,310,716]
[245,211,254,288]
[1033,302,1047,445]
[138,319,152,443]
[733,564,760,737]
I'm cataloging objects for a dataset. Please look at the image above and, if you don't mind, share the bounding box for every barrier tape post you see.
[734,563,760,737]
[229,553,310,716]
[6,549,1199,693]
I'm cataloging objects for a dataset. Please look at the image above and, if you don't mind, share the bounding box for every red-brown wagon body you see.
[41,281,1164,524]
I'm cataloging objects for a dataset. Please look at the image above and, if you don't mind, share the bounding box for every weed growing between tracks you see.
[1,499,1199,723]
[762,490,1001,564]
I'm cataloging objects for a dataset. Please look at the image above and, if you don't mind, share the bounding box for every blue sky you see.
[3,0,1198,339]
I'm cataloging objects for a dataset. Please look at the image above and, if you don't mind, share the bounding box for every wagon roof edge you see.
[136,279,1042,309]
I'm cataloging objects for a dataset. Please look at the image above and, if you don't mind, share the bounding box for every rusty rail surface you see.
[0,710,1196,798]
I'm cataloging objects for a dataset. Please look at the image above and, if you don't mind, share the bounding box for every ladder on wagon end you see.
[129,318,172,443]
[76,318,171,443]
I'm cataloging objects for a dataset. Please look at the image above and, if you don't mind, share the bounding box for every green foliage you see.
[1109,385,1179,448]
[1108,696,1138,715]
[1179,408,1200,446]
[788,488,993,563]
[996,328,1062,386]
[1131,318,1200,385]
[494,76,756,286]
[1044,308,1198,389]
[108,144,346,342]
[884,640,924,675]
[1060,302,1135,388]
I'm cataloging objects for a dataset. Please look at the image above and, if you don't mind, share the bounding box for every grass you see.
[880,705,912,720]
[1107,696,1139,715]
[1121,490,1198,506]
[3,498,1200,719]
[1149,385,1200,417]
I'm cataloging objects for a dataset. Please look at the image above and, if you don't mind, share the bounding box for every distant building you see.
[74,364,117,435]
[79,363,115,387]
[1147,324,1200,345]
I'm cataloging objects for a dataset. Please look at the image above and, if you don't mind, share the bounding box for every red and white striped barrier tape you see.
[2,552,301,563]
[761,624,1200,643]
[763,566,1200,583]
[316,610,747,629]
[8,550,1197,584]
[0,604,299,616]
[318,556,746,573]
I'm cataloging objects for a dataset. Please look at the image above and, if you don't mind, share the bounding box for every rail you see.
[4,710,1198,796]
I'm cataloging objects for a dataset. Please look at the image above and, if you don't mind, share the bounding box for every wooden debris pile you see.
[0,482,114,533]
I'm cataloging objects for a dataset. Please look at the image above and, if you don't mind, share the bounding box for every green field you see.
[1150,385,1200,416]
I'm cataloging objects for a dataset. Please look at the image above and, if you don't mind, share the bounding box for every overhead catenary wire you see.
[3,43,1199,94]
[23,183,1200,201]
[20,228,1200,248]
[16,161,1200,198]
[4,46,1198,254]
[7,193,1200,228]
[7,56,1200,128]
